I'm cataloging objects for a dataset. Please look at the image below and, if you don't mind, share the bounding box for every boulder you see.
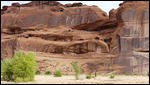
[65,2,83,7]
[109,8,117,20]
[1,6,8,14]
[12,2,21,7]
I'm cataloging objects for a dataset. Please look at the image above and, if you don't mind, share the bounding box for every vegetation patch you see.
[109,73,115,79]
[1,51,37,83]
[45,71,51,75]
[86,75,95,79]
[71,61,81,80]
[54,70,62,77]
[35,70,41,75]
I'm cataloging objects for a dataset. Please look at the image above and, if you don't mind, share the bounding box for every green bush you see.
[15,77,31,83]
[54,70,62,77]
[15,77,24,83]
[123,72,129,76]
[71,61,81,80]
[109,73,115,79]
[1,59,13,81]
[35,70,41,75]
[1,51,37,82]
[86,75,95,79]
[45,71,51,75]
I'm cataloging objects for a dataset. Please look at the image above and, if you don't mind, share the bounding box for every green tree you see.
[1,51,37,82]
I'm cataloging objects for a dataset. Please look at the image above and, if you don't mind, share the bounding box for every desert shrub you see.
[86,75,95,79]
[54,70,62,77]
[45,71,51,75]
[1,51,37,82]
[123,72,130,76]
[71,61,81,80]
[35,70,41,75]
[109,73,115,79]
[12,51,37,82]
[1,59,13,81]
[15,77,31,83]
[15,77,24,83]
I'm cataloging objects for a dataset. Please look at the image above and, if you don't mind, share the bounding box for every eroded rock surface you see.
[116,1,149,74]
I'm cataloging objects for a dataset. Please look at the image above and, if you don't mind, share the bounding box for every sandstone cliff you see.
[116,1,149,74]
[1,1,108,29]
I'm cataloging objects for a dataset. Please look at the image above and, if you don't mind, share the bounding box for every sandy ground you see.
[1,75,149,84]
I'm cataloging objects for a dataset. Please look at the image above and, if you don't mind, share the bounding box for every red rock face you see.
[72,1,149,74]
[116,1,149,74]
[73,19,118,33]
[1,1,108,29]
[109,8,117,20]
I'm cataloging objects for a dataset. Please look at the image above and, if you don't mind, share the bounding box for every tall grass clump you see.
[71,61,81,80]
[109,73,115,79]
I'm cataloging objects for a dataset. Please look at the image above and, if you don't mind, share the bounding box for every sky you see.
[1,1,123,14]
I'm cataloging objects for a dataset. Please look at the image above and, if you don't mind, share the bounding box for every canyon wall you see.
[116,1,149,74]
[1,1,149,74]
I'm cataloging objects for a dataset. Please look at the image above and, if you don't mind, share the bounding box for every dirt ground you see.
[1,75,149,84]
